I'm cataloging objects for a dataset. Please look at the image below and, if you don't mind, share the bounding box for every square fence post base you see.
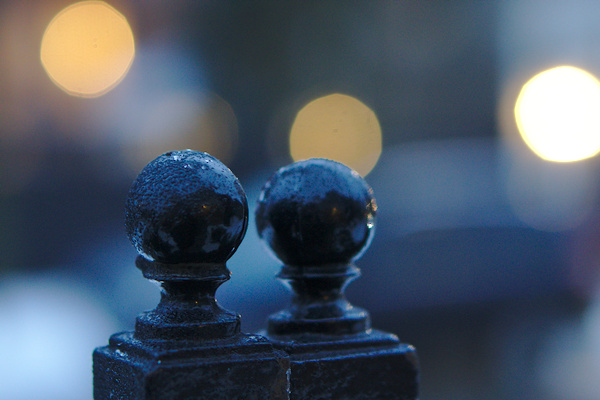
[267,330,418,400]
[93,332,290,400]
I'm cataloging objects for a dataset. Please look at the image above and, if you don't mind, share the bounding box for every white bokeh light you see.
[515,66,600,162]
[0,276,117,400]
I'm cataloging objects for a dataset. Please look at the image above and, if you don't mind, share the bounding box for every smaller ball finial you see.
[125,150,248,265]
[256,158,377,266]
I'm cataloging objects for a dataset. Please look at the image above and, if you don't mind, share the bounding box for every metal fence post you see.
[256,158,419,400]
[93,150,289,400]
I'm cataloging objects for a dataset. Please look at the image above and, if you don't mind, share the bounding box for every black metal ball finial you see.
[256,158,376,266]
[123,150,248,341]
[95,151,296,400]
[125,150,248,265]
[257,161,419,399]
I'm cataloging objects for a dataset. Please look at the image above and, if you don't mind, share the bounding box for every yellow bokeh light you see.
[290,93,382,176]
[40,1,135,98]
[515,66,600,162]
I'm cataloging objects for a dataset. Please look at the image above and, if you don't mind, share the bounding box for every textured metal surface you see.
[268,331,418,400]
[256,158,419,400]
[267,263,370,336]
[256,158,376,266]
[94,150,289,400]
[125,150,248,264]
[133,257,241,342]
[95,153,419,399]
[94,332,290,400]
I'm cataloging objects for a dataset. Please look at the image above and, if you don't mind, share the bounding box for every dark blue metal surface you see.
[125,150,248,264]
[256,158,376,266]
[256,158,419,400]
[94,150,288,400]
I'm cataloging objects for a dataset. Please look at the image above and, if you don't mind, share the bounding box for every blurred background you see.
[2,1,600,399]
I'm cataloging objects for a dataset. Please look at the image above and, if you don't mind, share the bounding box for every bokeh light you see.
[289,93,382,176]
[40,1,135,98]
[0,276,117,400]
[515,66,600,162]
